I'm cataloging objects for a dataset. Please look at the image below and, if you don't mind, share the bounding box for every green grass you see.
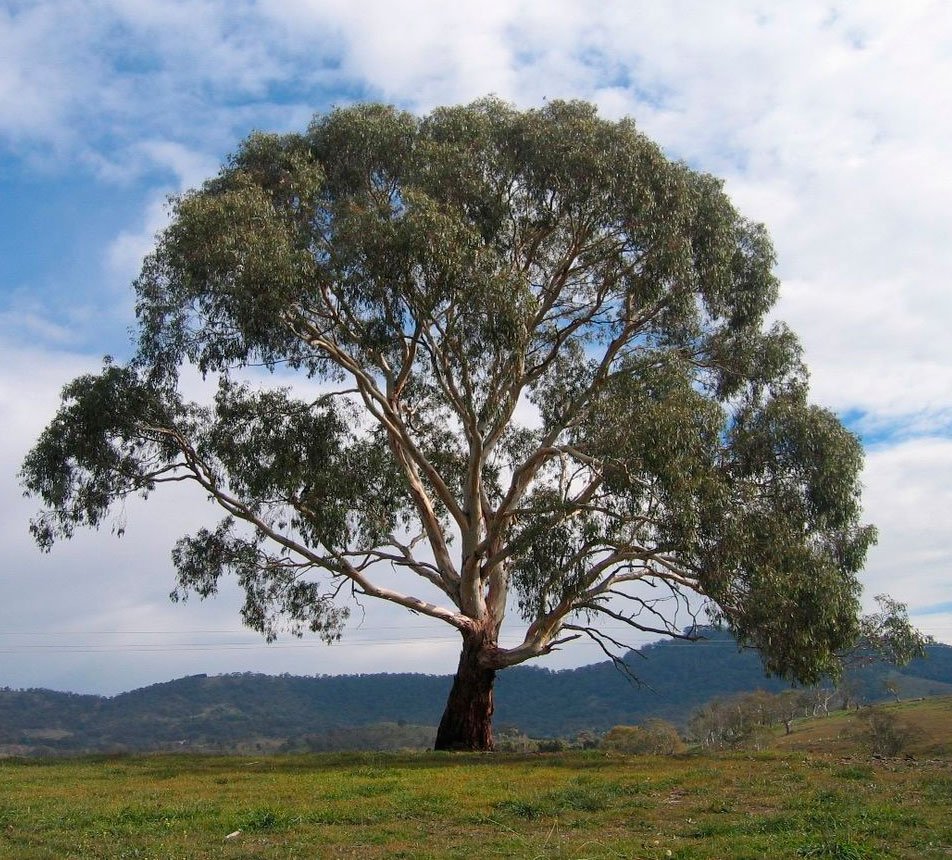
[1,747,950,859]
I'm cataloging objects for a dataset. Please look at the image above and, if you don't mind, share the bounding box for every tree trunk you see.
[434,633,497,751]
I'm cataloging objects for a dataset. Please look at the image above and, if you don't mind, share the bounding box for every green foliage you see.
[237,806,285,832]
[19,361,181,549]
[847,594,932,669]
[21,99,876,733]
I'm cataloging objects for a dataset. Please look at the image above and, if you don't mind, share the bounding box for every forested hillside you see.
[3,628,950,754]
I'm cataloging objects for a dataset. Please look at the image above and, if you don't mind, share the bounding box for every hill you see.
[772,694,952,758]
[2,628,951,754]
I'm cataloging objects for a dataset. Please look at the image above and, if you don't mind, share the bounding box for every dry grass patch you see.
[775,695,952,758]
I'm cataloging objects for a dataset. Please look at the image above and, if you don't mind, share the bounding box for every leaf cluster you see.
[20,98,877,684]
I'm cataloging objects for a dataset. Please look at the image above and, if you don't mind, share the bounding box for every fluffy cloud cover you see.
[1,0,949,692]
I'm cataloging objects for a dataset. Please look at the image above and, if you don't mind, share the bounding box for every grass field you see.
[2,699,951,859]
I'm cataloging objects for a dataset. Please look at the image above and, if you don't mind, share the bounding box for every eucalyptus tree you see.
[835,594,931,708]
[848,594,931,669]
[21,99,875,750]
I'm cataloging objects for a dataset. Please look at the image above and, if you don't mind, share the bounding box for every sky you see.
[1,0,950,696]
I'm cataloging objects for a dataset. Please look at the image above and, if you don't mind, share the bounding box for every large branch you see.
[487,291,654,541]
[342,545,448,595]
[288,310,465,519]
[576,598,698,640]
[146,423,467,630]
[283,312,465,592]
[481,458,605,568]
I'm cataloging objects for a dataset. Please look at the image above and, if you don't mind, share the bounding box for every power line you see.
[3,627,949,638]
[1,624,949,656]
[3,639,948,655]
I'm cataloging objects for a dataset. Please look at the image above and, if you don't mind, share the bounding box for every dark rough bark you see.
[434,634,497,751]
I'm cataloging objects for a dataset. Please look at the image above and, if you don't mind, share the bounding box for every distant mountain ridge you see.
[3,628,951,754]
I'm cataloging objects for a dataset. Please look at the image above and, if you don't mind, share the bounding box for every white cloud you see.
[0,305,78,348]
[861,437,952,620]
[91,139,220,188]
[75,0,950,429]
[106,192,170,281]
[0,2,103,151]
[104,142,221,293]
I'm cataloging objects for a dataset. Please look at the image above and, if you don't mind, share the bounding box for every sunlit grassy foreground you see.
[2,745,950,859]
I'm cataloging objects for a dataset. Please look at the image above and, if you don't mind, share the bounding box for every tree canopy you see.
[21,98,876,749]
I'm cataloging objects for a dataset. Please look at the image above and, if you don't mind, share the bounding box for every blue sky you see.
[1,0,950,694]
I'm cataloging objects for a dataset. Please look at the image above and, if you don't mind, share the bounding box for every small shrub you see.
[853,707,917,757]
[495,728,536,752]
[237,807,284,832]
[603,719,685,755]
[494,799,542,819]
[573,730,601,749]
[545,784,613,812]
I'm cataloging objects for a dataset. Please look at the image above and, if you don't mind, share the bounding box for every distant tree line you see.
[1,626,948,756]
